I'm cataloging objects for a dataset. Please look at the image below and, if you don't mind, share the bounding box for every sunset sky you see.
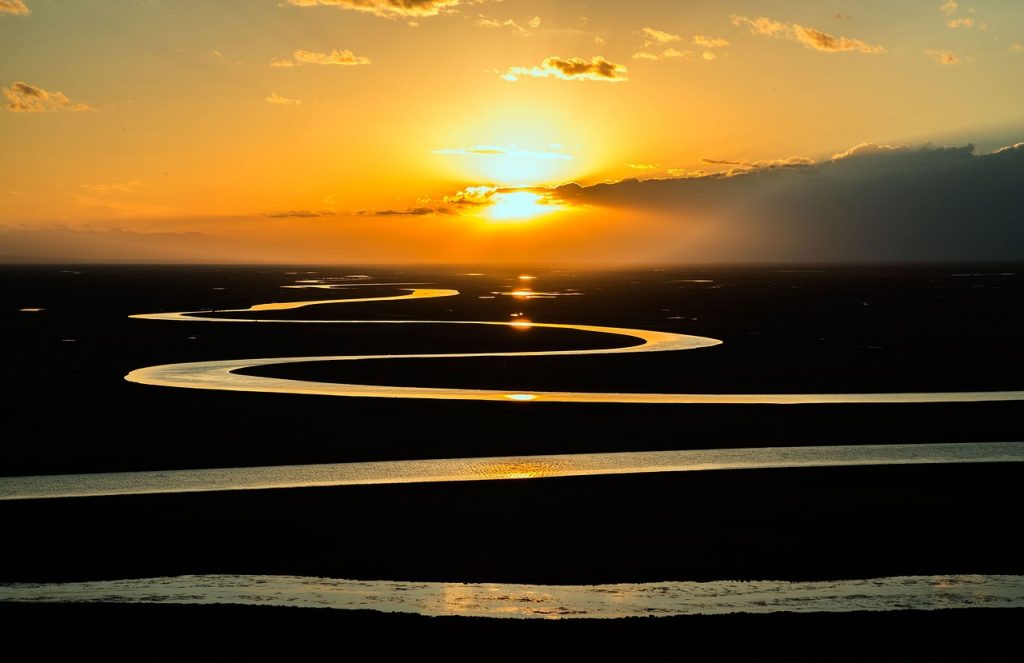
[2,0,1022,263]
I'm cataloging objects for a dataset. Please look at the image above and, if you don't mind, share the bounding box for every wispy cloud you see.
[939,1,958,17]
[732,15,885,54]
[693,35,729,49]
[1012,43,1024,53]
[265,209,335,218]
[82,179,143,194]
[641,27,681,46]
[284,0,466,19]
[270,49,370,67]
[0,0,29,15]
[3,81,92,112]
[632,48,690,61]
[502,56,627,82]
[476,15,530,36]
[626,163,659,170]
[946,17,974,28]
[925,49,960,64]
[360,207,450,216]
[265,92,302,105]
[432,145,572,160]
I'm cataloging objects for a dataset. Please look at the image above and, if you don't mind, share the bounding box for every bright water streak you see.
[2,574,1022,619]
[0,442,1020,501]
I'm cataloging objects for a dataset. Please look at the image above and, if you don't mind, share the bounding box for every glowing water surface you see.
[1,442,1020,501]
[2,574,1022,619]
[124,279,1024,404]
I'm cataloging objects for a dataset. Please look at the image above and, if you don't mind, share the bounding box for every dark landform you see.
[2,265,1022,659]
[2,265,1024,475]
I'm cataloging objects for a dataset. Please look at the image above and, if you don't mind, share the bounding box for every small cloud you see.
[702,51,717,61]
[626,163,659,170]
[265,92,302,105]
[283,0,464,19]
[732,15,884,54]
[792,25,885,53]
[443,185,497,206]
[939,1,958,17]
[632,48,690,61]
[432,145,572,160]
[701,156,815,171]
[641,27,681,46]
[833,11,851,21]
[0,0,29,15]
[1011,43,1024,52]
[362,207,446,216]
[925,48,960,65]
[528,16,541,29]
[693,35,729,48]
[265,209,335,218]
[82,179,143,194]
[271,48,370,67]
[947,17,974,28]
[3,81,92,112]
[594,36,605,46]
[502,56,627,82]
[476,16,530,36]
[731,15,787,36]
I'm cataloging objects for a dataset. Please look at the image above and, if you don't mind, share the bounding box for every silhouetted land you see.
[2,265,1022,657]
[2,264,1024,475]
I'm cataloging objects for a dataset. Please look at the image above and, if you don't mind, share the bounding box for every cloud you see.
[271,48,370,67]
[947,17,974,28]
[732,15,885,54]
[925,49,960,64]
[528,16,541,29]
[82,179,143,194]
[731,15,787,36]
[702,51,717,61]
[627,163,659,170]
[0,0,29,15]
[3,81,92,112]
[265,92,301,105]
[502,56,627,82]
[283,0,465,19]
[632,48,690,61]
[701,156,816,171]
[792,25,885,53]
[432,145,572,160]
[476,16,530,36]
[939,1,958,17]
[641,27,681,46]
[361,207,448,216]
[546,142,1024,262]
[693,35,729,49]
[1012,43,1024,53]
[443,185,497,206]
[265,210,335,218]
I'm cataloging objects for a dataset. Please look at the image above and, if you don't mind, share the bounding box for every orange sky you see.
[2,1,1023,262]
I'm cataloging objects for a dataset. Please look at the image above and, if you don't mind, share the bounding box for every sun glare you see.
[485,192,555,221]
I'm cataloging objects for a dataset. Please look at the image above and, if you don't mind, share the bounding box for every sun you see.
[485,192,556,221]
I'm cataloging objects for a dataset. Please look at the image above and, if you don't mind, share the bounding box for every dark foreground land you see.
[3,464,1021,584]
[2,265,1023,659]
[2,602,1021,662]
[2,264,1024,475]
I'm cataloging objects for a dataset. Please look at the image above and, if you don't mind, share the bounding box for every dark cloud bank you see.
[554,143,1024,262]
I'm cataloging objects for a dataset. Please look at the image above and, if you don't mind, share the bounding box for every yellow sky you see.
[1,1,1023,262]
